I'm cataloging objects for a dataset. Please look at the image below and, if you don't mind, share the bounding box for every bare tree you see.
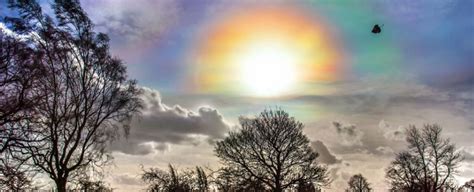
[386,124,463,192]
[215,109,329,192]
[345,174,371,192]
[142,164,192,192]
[141,164,211,192]
[1,19,44,191]
[386,152,424,191]
[0,23,45,153]
[194,166,209,192]
[4,0,141,191]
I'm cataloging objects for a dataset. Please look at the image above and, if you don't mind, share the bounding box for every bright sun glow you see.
[235,40,299,97]
[193,7,344,97]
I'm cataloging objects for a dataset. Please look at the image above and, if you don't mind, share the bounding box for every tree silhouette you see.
[194,166,210,192]
[386,124,463,192]
[215,109,329,192]
[141,164,191,192]
[141,164,212,192]
[0,31,42,156]
[1,17,45,191]
[345,174,371,192]
[296,178,318,192]
[213,167,235,192]
[3,0,142,191]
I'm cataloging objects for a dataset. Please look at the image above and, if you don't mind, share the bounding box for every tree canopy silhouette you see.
[3,0,142,191]
[215,109,329,192]
[345,174,371,192]
[1,9,46,192]
[141,164,211,192]
[386,124,463,192]
[0,31,43,157]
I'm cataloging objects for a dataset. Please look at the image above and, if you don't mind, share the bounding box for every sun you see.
[191,7,345,97]
[235,40,299,97]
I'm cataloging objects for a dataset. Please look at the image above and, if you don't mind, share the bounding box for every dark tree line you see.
[142,109,330,192]
[141,117,467,192]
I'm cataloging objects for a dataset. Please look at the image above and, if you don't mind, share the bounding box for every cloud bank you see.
[110,87,232,155]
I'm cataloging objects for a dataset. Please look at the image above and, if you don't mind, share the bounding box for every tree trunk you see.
[275,170,282,192]
[275,183,283,192]
[55,178,68,192]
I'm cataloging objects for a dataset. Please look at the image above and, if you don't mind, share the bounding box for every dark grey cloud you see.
[311,140,341,165]
[332,121,364,147]
[290,77,473,156]
[111,141,169,156]
[461,148,474,162]
[110,87,233,155]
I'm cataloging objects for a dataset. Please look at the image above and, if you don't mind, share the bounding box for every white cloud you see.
[112,174,141,186]
[379,120,405,141]
[376,146,395,156]
[0,22,35,41]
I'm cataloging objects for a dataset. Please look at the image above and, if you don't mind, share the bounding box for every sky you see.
[1,0,474,191]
